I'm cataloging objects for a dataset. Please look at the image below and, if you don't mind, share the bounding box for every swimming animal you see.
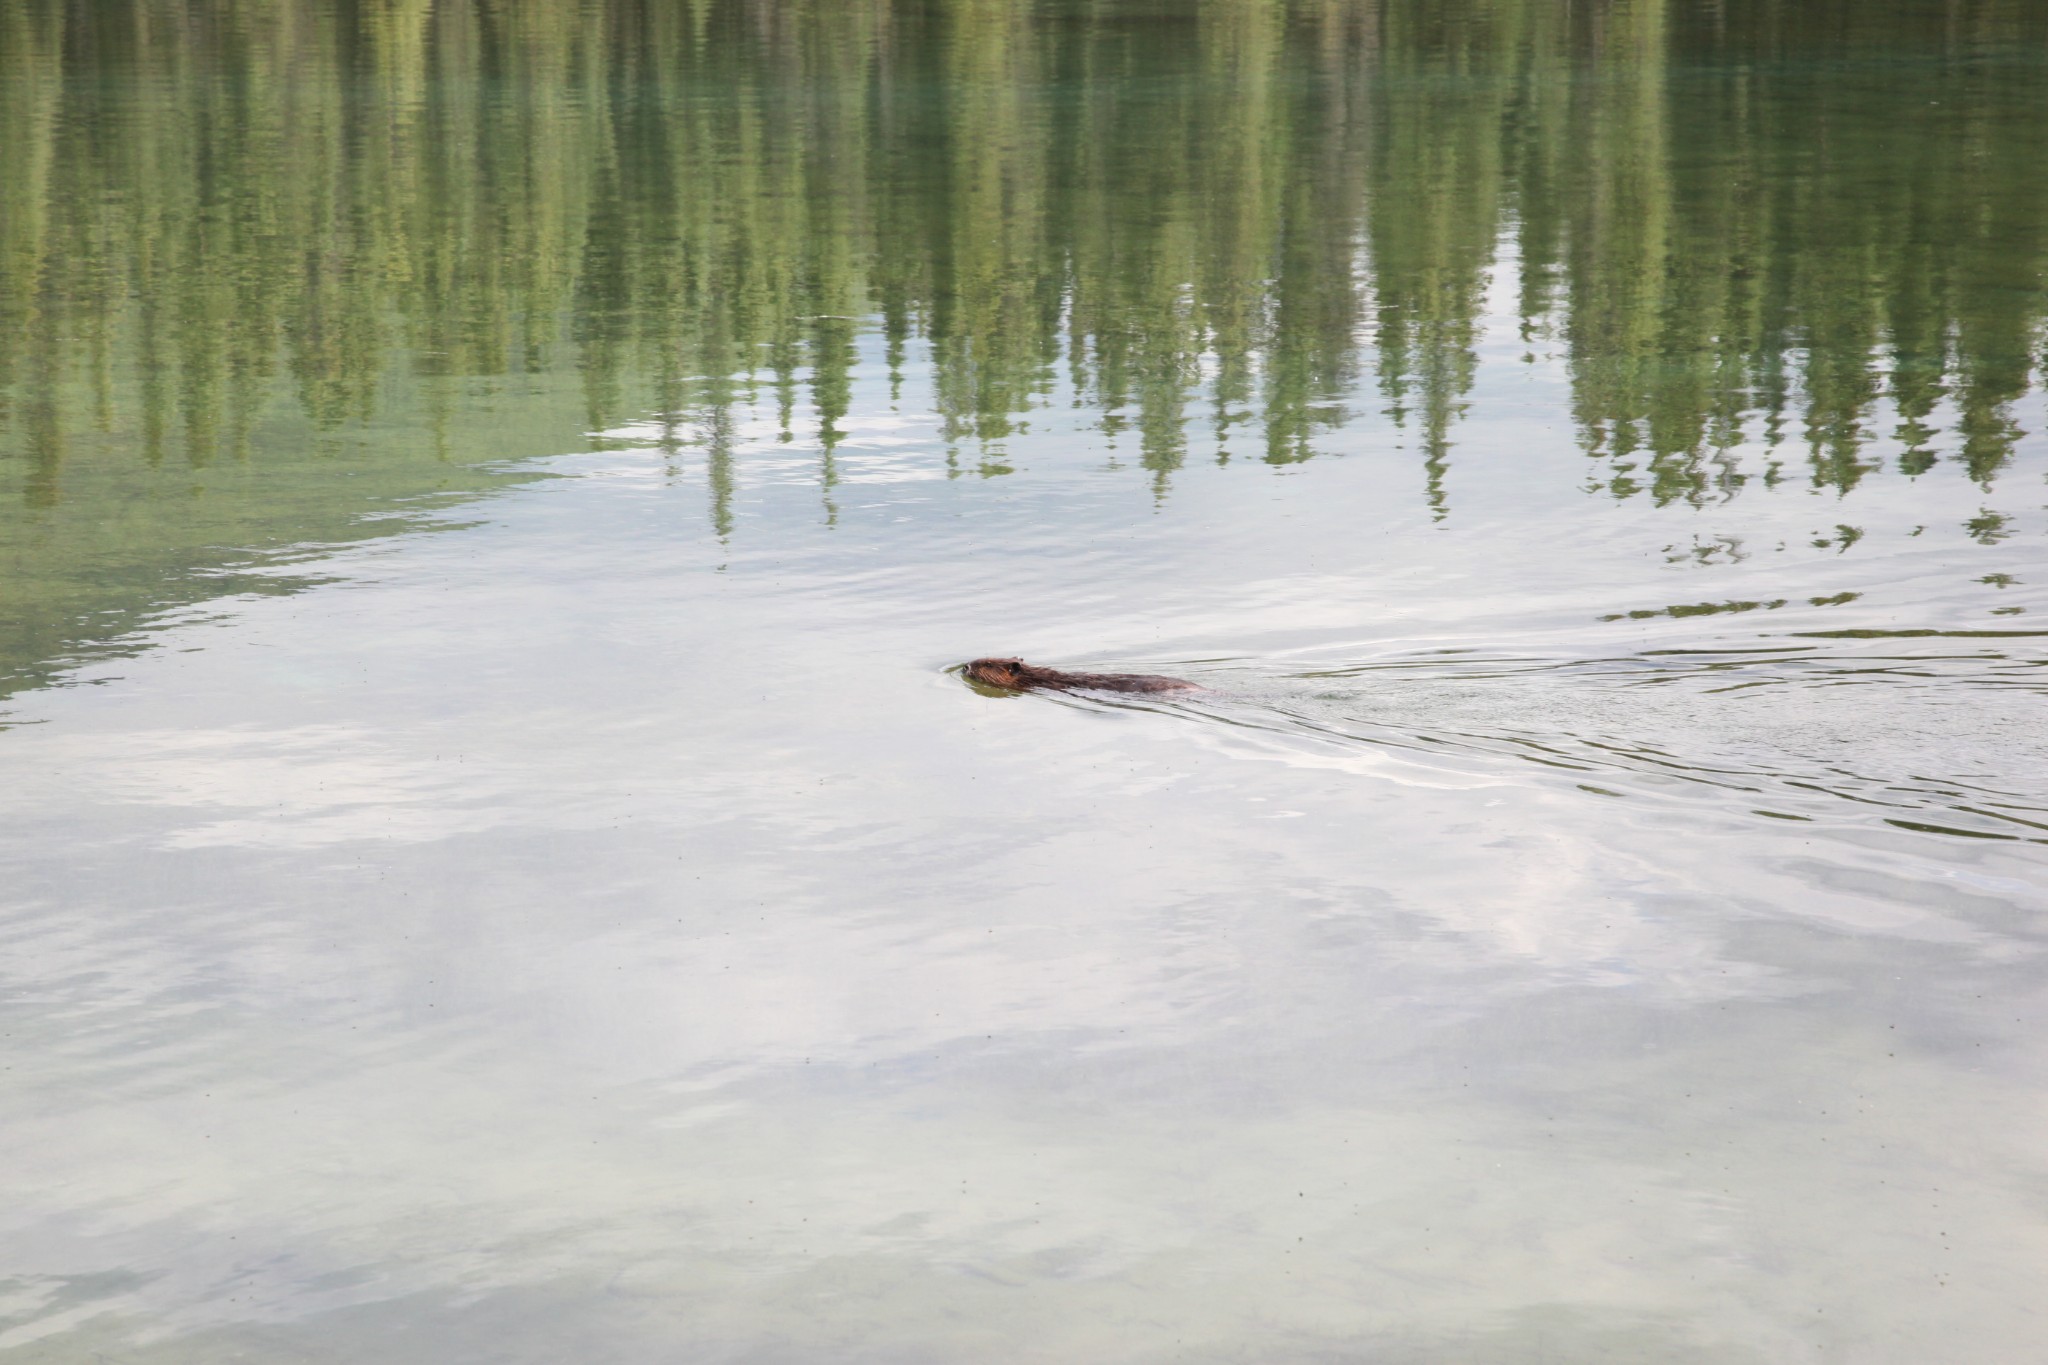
[963,657,1200,694]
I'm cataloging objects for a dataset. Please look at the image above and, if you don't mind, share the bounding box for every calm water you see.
[5,1,2048,1360]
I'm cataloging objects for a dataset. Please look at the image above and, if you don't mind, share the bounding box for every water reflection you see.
[5,0,2045,516]
[6,6,2048,1359]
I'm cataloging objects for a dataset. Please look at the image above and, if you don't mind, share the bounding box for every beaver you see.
[963,657,1200,694]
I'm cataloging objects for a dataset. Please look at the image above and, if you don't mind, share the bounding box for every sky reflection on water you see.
[3,2,2048,1362]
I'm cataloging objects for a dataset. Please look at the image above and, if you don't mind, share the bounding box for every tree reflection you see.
[3,0,2045,517]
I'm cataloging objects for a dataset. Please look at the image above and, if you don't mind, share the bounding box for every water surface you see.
[4,2,2047,1361]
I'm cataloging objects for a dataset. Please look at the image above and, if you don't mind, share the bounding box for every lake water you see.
[4,1,2047,1360]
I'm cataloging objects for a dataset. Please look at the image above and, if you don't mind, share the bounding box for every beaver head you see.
[963,657,1030,690]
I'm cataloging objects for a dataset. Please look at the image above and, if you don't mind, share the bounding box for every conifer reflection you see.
[3,0,2045,520]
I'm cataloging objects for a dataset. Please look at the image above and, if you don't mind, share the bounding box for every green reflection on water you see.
[3,0,2046,692]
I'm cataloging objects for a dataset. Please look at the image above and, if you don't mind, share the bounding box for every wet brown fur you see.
[964,657,1199,694]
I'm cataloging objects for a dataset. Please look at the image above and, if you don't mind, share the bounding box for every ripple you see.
[1011,639,2048,845]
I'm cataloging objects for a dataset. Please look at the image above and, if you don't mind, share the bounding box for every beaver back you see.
[964,657,1197,693]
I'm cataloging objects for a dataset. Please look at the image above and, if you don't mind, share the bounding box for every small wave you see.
[1034,640,2048,844]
